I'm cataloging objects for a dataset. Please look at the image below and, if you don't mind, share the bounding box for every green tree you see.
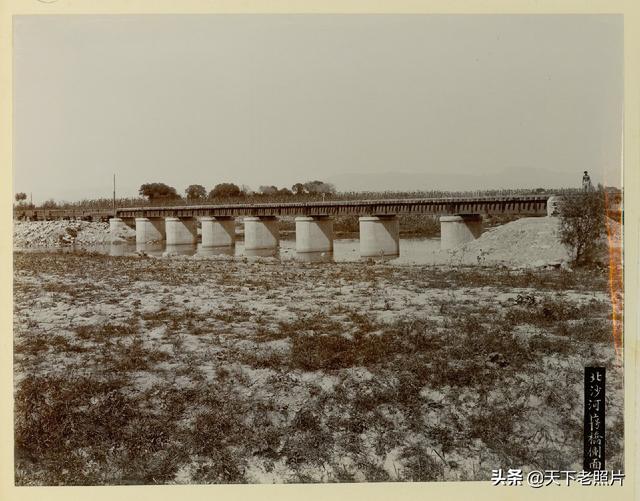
[139,183,179,202]
[304,180,336,194]
[40,199,58,209]
[292,183,306,195]
[558,188,607,266]
[185,184,207,200]
[209,183,242,199]
[259,185,279,195]
[277,187,293,196]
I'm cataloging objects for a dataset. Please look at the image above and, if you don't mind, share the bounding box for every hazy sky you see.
[13,14,622,202]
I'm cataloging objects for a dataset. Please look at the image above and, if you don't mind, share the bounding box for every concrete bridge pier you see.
[546,195,561,216]
[359,215,399,257]
[244,216,279,251]
[295,216,333,253]
[110,217,135,241]
[201,216,235,248]
[136,217,166,243]
[165,217,197,245]
[440,214,483,250]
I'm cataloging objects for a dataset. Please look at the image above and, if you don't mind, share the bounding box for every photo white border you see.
[0,2,637,500]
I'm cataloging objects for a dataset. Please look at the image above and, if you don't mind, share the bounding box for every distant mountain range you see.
[327,169,585,192]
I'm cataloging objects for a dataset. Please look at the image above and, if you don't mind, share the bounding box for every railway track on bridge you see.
[115,195,551,218]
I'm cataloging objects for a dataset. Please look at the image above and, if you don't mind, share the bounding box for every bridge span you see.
[115,195,549,219]
[109,195,554,253]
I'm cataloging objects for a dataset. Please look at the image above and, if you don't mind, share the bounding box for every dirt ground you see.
[13,251,624,485]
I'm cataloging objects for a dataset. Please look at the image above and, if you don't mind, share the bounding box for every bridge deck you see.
[115,196,550,218]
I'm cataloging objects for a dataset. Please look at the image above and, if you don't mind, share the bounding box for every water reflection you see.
[136,242,165,256]
[295,251,334,263]
[163,244,197,256]
[197,246,235,257]
[76,237,443,265]
[245,248,278,258]
[109,243,126,257]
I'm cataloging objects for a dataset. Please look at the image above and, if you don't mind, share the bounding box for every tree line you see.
[139,180,336,202]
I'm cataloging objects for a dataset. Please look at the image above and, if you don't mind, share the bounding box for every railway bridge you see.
[109,195,553,253]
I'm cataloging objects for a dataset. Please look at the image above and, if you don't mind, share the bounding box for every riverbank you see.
[13,215,595,269]
[14,251,623,485]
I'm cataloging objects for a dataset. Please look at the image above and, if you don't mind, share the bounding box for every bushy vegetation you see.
[185,184,207,201]
[558,188,607,266]
[208,182,243,199]
[138,182,180,202]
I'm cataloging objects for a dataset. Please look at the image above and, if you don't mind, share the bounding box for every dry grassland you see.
[13,252,623,484]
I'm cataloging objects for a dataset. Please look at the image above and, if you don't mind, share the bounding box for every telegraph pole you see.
[113,174,116,214]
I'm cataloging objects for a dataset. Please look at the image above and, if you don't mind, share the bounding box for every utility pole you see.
[113,174,116,214]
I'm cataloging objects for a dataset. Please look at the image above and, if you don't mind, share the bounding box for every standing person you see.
[582,171,593,191]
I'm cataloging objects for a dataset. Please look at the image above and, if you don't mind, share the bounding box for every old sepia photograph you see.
[11,14,624,486]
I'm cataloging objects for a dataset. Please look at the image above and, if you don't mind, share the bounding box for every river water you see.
[35,237,447,265]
